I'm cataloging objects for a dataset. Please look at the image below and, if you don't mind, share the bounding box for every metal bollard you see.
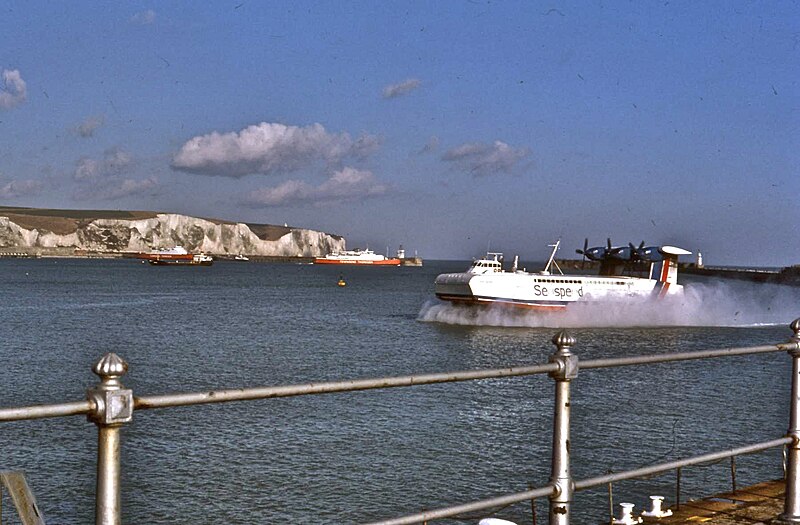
[87,353,133,525]
[548,331,578,525]
[777,318,800,524]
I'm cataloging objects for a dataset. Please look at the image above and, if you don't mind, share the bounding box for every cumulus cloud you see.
[0,179,43,198]
[131,9,156,25]
[244,167,388,207]
[76,115,105,137]
[442,140,530,176]
[171,122,380,178]
[74,148,132,181]
[0,69,27,110]
[382,78,421,99]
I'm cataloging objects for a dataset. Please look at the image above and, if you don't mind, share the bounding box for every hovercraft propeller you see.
[575,238,613,261]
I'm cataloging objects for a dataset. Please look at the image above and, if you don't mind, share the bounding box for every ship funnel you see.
[612,502,642,524]
[511,255,519,273]
[641,495,672,518]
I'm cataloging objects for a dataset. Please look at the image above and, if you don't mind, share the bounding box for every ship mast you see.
[542,240,564,275]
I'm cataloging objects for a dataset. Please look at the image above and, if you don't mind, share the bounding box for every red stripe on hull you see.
[436,295,567,311]
[138,254,194,261]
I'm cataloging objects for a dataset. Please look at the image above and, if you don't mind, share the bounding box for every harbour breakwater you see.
[680,264,800,285]
[556,258,800,286]
[0,206,345,257]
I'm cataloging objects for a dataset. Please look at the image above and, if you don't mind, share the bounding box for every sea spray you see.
[418,279,800,328]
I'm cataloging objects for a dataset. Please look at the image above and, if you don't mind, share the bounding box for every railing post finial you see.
[88,353,132,426]
[550,330,578,381]
[552,330,576,353]
[790,318,800,346]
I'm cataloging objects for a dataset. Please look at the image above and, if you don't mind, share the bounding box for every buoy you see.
[478,519,518,525]
[612,502,642,524]
[641,495,672,518]
[337,276,346,287]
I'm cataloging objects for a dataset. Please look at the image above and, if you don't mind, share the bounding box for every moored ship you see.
[138,247,214,266]
[314,249,401,266]
[434,240,691,310]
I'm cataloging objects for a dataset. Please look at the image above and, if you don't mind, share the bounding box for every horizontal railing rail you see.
[0,318,798,525]
[1,344,793,421]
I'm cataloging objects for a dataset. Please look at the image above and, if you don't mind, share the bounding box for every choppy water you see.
[0,258,798,524]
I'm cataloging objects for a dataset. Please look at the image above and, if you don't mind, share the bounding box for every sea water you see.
[0,258,798,524]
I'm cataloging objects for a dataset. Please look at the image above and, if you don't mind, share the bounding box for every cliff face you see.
[0,211,345,256]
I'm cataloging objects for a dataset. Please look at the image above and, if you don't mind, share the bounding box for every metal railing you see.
[1,318,800,524]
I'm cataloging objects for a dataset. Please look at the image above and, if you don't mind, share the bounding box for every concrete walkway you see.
[642,479,785,524]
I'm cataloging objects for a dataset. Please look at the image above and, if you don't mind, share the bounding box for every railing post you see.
[548,330,578,525]
[87,353,133,525]
[777,318,800,524]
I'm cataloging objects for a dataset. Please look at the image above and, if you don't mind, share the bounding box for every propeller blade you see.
[577,239,589,261]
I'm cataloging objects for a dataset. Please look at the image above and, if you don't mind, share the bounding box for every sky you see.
[0,1,797,265]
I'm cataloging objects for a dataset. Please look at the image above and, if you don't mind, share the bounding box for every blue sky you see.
[0,1,797,265]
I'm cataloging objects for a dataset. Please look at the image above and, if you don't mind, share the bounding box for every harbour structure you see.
[1,320,800,524]
[435,240,691,309]
[397,245,423,267]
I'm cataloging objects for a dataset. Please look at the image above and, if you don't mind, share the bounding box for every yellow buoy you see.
[337,276,346,287]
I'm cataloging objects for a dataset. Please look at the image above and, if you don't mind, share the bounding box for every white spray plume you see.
[418,280,800,328]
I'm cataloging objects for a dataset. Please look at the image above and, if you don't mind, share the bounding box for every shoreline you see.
[0,250,425,266]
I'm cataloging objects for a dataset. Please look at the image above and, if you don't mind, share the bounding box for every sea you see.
[0,257,799,524]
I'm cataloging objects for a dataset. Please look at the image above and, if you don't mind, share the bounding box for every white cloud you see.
[171,122,380,178]
[244,167,388,207]
[0,179,42,198]
[70,148,156,201]
[73,176,159,202]
[74,148,132,180]
[442,140,530,176]
[101,177,159,200]
[131,9,156,25]
[76,115,105,137]
[0,69,27,110]
[382,78,421,99]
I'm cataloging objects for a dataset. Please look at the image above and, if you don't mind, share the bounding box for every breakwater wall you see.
[556,258,800,286]
[680,264,800,285]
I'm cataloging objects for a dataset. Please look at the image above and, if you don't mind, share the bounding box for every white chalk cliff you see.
[0,211,345,256]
